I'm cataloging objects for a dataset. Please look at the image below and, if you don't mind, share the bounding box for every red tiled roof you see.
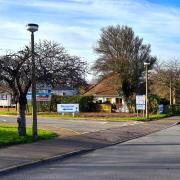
[84,75,119,96]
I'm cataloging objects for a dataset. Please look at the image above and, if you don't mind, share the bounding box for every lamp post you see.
[26,23,39,140]
[144,62,150,119]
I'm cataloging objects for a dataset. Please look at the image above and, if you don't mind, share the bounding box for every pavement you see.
[0,115,179,175]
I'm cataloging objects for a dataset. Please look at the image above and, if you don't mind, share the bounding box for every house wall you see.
[94,97,116,104]
[94,96,129,112]
[52,90,76,96]
[0,93,12,106]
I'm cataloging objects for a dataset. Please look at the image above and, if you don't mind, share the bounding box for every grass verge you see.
[37,113,170,121]
[0,124,57,148]
[0,109,171,121]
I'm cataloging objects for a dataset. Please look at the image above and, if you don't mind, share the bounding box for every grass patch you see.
[0,109,17,115]
[37,112,170,121]
[0,109,171,122]
[0,124,57,148]
[121,114,171,121]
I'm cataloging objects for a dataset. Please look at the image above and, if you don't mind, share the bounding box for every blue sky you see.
[0,0,180,79]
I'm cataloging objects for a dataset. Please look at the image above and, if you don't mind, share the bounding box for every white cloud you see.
[0,0,180,63]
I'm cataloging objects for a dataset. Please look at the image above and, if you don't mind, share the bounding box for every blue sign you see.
[158,104,164,114]
[136,104,145,110]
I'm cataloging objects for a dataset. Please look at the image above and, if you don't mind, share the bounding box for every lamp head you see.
[144,62,150,66]
[26,23,39,32]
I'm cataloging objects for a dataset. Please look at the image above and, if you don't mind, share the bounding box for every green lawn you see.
[0,109,170,121]
[0,109,17,115]
[0,125,57,148]
[36,112,170,121]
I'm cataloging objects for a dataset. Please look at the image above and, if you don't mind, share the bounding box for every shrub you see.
[50,95,98,112]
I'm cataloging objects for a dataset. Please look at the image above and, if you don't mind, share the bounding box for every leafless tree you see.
[0,40,87,136]
[152,59,180,105]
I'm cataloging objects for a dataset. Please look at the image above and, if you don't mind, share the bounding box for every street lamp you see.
[144,62,150,119]
[26,23,39,140]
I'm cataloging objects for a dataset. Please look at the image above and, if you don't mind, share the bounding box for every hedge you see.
[26,95,98,112]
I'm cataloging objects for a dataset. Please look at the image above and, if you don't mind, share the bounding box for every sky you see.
[0,0,180,80]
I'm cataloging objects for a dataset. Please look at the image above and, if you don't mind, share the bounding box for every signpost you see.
[136,95,145,117]
[57,104,79,117]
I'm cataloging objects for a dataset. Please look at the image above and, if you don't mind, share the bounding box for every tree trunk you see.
[17,95,27,136]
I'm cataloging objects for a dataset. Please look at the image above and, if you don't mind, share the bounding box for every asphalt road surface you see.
[0,115,139,134]
[1,124,180,180]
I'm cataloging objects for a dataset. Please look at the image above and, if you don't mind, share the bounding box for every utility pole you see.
[144,62,150,119]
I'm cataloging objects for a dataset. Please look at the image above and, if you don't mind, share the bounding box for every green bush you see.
[163,104,180,115]
[49,95,98,112]
[149,94,159,113]
[26,101,51,113]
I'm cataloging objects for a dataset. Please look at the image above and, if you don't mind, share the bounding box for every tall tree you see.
[0,40,87,136]
[151,59,180,105]
[92,25,157,103]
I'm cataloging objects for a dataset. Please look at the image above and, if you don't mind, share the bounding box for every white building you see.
[51,86,77,96]
[0,86,14,107]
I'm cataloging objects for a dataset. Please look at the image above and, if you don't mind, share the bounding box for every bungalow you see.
[83,75,129,112]
[0,83,77,106]
[0,86,14,107]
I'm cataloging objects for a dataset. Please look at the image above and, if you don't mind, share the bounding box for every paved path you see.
[2,122,180,180]
[0,116,179,175]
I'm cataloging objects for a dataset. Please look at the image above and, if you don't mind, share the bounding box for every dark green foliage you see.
[26,101,51,113]
[49,95,98,112]
[163,105,180,115]
[79,96,99,112]
[149,94,159,113]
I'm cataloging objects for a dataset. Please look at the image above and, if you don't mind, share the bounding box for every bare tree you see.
[0,40,87,136]
[92,25,156,103]
[152,59,180,105]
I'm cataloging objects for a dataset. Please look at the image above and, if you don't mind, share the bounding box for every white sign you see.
[136,95,145,104]
[136,104,145,110]
[136,95,145,110]
[57,104,79,113]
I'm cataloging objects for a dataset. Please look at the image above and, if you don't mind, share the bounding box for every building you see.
[0,83,77,106]
[0,86,14,107]
[51,86,77,96]
[83,75,129,112]
[27,84,77,101]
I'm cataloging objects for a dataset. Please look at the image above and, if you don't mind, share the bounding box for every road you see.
[0,115,140,135]
[1,124,180,180]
